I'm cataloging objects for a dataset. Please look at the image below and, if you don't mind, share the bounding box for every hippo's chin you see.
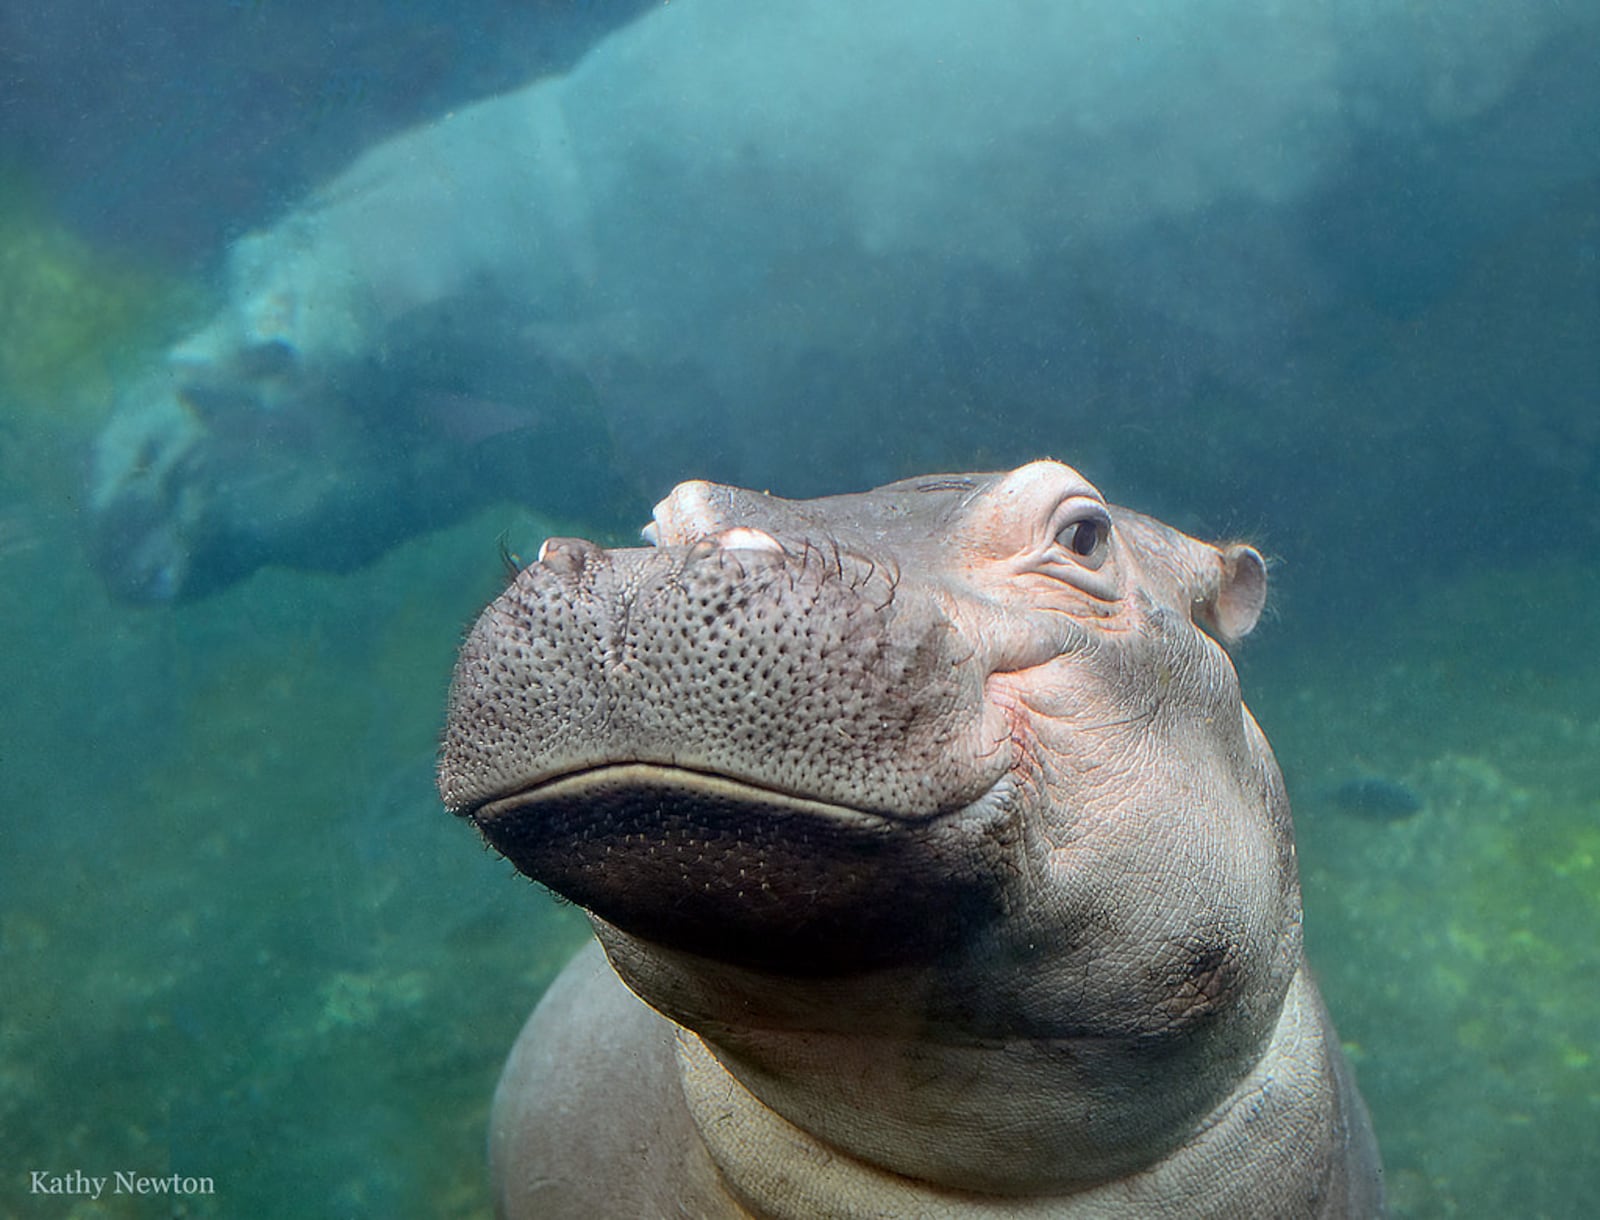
[470,764,1009,974]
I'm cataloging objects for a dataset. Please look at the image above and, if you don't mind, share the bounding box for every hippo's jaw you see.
[87,369,342,603]
[467,762,1020,973]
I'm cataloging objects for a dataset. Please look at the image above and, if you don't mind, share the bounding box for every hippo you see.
[437,460,1384,1218]
[85,0,1592,603]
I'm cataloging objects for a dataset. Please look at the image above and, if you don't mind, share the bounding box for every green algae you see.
[0,174,194,426]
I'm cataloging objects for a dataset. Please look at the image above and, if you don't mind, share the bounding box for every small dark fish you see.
[1330,776,1423,821]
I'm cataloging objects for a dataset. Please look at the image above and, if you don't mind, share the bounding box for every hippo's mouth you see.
[467,763,1009,974]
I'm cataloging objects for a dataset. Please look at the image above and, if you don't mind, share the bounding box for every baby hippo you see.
[438,460,1384,1218]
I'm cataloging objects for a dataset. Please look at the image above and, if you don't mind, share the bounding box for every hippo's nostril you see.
[681,538,721,569]
[537,537,601,578]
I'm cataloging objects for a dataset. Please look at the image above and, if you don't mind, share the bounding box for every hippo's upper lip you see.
[467,762,922,828]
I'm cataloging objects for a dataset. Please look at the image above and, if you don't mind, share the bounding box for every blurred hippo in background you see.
[438,460,1384,1217]
[87,0,1600,601]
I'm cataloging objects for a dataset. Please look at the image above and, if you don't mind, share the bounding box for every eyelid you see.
[1048,495,1110,528]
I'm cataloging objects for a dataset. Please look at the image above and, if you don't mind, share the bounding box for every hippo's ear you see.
[1196,544,1268,644]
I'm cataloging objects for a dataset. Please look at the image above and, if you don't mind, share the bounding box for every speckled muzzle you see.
[437,533,1016,971]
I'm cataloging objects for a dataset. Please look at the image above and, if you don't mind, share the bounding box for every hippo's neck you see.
[675,967,1370,1219]
[600,919,1287,1199]
[676,1031,1073,1220]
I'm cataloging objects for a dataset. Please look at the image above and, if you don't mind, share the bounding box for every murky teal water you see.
[2,4,1596,1217]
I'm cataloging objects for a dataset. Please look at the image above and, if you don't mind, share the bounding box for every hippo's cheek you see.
[470,764,1015,975]
[981,667,1105,814]
[981,673,1044,770]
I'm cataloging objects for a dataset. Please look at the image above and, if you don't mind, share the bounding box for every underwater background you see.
[1,2,1596,1216]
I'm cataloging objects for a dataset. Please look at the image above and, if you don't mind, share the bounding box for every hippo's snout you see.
[439,528,1015,969]
[440,531,1002,816]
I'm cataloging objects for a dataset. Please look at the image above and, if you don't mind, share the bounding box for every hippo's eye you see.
[1055,513,1110,569]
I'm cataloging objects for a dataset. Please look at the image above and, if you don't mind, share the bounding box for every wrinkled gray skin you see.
[438,460,1384,1218]
[86,0,1595,602]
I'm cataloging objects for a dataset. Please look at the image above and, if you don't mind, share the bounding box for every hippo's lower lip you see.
[467,764,1008,973]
